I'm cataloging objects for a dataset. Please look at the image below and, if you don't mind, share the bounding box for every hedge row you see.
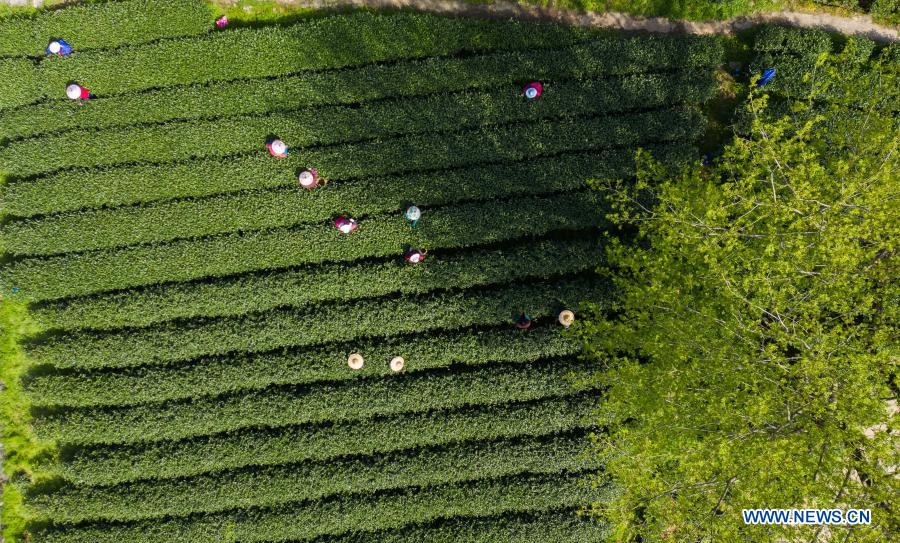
[32,235,603,333]
[53,393,599,486]
[0,0,211,59]
[0,37,723,140]
[0,57,38,112]
[35,471,599,543]
[34,357,595,446]
[328,510,605,543]
[3,142,683,257]
[23,11,601,106]
[31,431,595,524]
[29,275,605,371]
[1,105,701,217]
[28,323,582,408]
[751,25,834,56]
[4,188,612,303]
[0,74,712,180]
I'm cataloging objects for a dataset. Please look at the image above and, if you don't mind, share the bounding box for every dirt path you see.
[263,0,899,42]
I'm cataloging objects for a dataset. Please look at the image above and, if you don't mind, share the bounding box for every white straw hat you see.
[347,353,364,370]
[48,41,61,54]
[271,140,286,155]
[558,310,575,327]
[298,170,316,188]
[390,356,405,372]
[66,84,81,100]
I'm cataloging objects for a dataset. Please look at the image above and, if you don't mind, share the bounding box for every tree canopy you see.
[579,45,898,542]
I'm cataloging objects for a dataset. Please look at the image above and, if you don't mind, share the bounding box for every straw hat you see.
[271,139,287,155]
[66,84,81,100]
[390,356,405,372]
[347,353,364,370]
[298,170,316,188]
[558,310,575,327]
[48,41,61,54]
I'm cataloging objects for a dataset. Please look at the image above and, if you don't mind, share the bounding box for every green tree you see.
[578,47,898,542]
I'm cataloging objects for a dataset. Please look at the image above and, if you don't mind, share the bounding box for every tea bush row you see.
[34,357,594,445]
[6,11,600,109]
[4,142,681,256]
[28,323,580,408]
[32,236,603,332]
[32,431,594,523]
[1,106,700,217]
[35,471,597,543]
[4,189,611,302]
[0,0,210,59]
[53,393,598,486]
[0,38,722,140]
[30,276,606,371]
[0,74,711,187]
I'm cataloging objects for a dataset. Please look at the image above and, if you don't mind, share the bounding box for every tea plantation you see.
[0,0,882,541]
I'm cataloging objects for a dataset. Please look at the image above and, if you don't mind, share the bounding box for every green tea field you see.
[2,0,885,541]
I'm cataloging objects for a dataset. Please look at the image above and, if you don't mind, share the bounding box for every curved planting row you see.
[4,189,612,303]
[1,11,600,110]
[26,324,581,408]
[325,510,606,543]
[2,142,693,257]
[33,471,599,543]
[34,357,596,446]
[30,236,604,333]
[30,431,596,524]
[0,74,713,180]
[0,0,212,59]
[1,106,701,218]
[0,38,723,140]
[29,276,606,371]
[52,393,599,486]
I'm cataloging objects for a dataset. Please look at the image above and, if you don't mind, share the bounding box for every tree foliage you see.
[579,46,898,541]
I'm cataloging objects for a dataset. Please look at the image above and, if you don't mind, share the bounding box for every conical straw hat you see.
[558,310,575,327]
[347,353,364,370]
[48,41,61,54]
[390,357,405,372]
[66,84,81,100]
[271,140,286,155]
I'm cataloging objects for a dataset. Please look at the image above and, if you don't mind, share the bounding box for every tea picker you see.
[266,139,288,158]
[347,353,364,370]
[404,249,426,264]
[558,310,575,328]
[334,216,358,234]
[757,68,777,87]
[515,313,533,330]
[522,81,542,100]
[405,206,421,228]
[298,169,319,189]
[66,83,94,104]
[46,39,73,57]
[390,357,405,372]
